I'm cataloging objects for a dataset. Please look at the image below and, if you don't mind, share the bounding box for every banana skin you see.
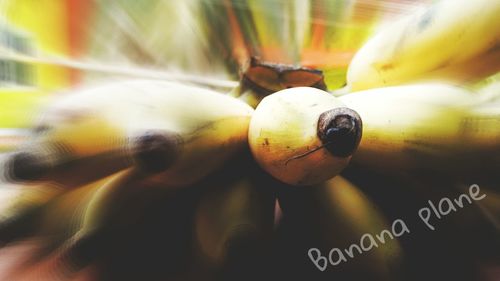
[248,87,362,185]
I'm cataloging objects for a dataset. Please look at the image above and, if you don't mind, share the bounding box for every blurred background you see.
[0,0,433,149]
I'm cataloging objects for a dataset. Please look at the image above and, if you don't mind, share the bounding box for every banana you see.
[346,0,500,91]
[248,87,362,185]
[0,168,127,248]
[417,48,500,86]
[476,72,500,103]
[463,102,500,148]
[0,181,61,246]
[3,80,253,188]
[77,168,148,236]
[193,156,275,268]
[459,102,500,182]
[36,172,124,245]
[338,83,500,178]
[275,176,403,279]
[30,168,156,275]
[341,166,500,279]
[230,85,262,109]
[190,151,277,281]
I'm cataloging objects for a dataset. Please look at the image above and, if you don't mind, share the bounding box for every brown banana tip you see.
[317,107,362,158]
[133,131,179,173]
[6,152,50,181]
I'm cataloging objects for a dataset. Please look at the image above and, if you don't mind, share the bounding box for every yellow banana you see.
[4,80,253,188]
[0,181,60,246]
[193,164,275,268]
[248,87,362,185]
[36,173,122,245]
[346,0,500,91]
[276,176,403,278]
[476,72,500,103]
[338,83,500,178]
[459,102,500,182]
[77,168,148,236]
[417,48,500,86]
[230,85,262,109]
[0,168,126,248]
[14,168,149,277]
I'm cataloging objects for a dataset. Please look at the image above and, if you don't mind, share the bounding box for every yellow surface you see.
[0,0,71,131]
[0,89,48,128]
[2,0,71,90]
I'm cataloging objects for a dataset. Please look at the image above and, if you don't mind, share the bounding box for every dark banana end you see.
[317,107,363,158]
[5,152,53,182]
[132,131,179,174]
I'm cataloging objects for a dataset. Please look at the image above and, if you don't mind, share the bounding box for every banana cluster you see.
[0,0,499,279]
[0,80,265,277]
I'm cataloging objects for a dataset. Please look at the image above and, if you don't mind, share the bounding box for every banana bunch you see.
[335,83,500,182]
[1,0,499,279]
[3,80,253,187]
[346,0,500,91]
[0,79,252,265]
[244,80,500,184]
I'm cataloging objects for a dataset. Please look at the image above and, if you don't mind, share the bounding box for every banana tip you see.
[6,152,50,181]
[317,107,362,158]
[133,131,179,173]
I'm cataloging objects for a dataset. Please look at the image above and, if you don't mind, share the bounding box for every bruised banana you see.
[338,83,500,177]
[248,87,362,185]
[4,80,253,188]
[347,0,500,91]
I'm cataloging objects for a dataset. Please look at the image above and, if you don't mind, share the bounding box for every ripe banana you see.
[4,80,253,188]
[37,173,123,245]
[248,87,362,185]
[193,164,275,268]
[476,73,500,103]
[275,176,403,279]
[346,0,500,91]
[36,168,152,275]
[0,181,60,246]
[0,168,126,250]
[418,48,500,86]
[230,85,262,109]
[338,83,500,178]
